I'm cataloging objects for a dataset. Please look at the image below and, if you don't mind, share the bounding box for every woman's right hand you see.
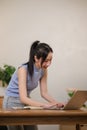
[42,102,65,109]
[41,103,59,109]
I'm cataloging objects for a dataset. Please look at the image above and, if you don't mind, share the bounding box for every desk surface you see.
[0,108,87,125]
[0,108,87,116]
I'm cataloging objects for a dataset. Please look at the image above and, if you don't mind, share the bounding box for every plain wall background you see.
[0,0,87,130]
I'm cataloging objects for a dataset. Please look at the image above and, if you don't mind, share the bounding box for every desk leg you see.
[76,124,80,130]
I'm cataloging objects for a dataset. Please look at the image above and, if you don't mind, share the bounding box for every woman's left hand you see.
[56,102,65,109]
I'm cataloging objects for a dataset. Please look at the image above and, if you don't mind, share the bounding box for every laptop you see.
[63,90,87,110]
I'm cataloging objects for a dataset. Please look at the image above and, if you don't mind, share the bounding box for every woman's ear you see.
[34,55,38,62]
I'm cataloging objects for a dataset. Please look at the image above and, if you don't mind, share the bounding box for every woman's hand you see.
[42,102,64,109]
[56,102,64,109]
[41,103,57,109]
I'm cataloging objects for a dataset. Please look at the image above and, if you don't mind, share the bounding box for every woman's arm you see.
[18,67,64,108]
[40,69,64,107]
[18,67,46,107]
[40,69,57,103]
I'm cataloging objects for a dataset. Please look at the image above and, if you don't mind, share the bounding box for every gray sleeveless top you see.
[5,64,44,97]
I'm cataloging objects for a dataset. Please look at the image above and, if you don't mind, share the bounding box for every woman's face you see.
[41,52,53,69]
[34,52,53,69]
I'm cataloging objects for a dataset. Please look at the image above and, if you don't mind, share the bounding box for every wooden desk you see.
[0,108,87,130]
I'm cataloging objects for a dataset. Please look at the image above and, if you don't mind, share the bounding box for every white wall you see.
[0,0,87,130]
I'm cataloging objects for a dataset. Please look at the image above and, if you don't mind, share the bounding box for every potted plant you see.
[0,64,16,96]
[0,64,16,87]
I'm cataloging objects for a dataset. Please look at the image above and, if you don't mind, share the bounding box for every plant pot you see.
[0,86,7,97]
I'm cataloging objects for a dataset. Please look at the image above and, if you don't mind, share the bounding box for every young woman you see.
[3,40,64,130]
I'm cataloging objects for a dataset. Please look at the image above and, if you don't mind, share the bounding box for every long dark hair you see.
[27,40,53,78]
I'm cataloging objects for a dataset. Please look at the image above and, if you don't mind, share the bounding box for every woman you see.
[3,40,64,130]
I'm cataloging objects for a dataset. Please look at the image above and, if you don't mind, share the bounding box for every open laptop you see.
[63,90,87,110]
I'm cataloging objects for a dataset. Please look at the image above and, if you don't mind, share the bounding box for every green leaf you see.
[0,64,16,87]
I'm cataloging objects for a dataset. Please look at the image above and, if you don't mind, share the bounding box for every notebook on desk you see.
[63,90,87,110]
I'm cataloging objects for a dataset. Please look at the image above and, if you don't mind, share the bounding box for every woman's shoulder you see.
[17,64,28,72]
[19,63,28,68]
